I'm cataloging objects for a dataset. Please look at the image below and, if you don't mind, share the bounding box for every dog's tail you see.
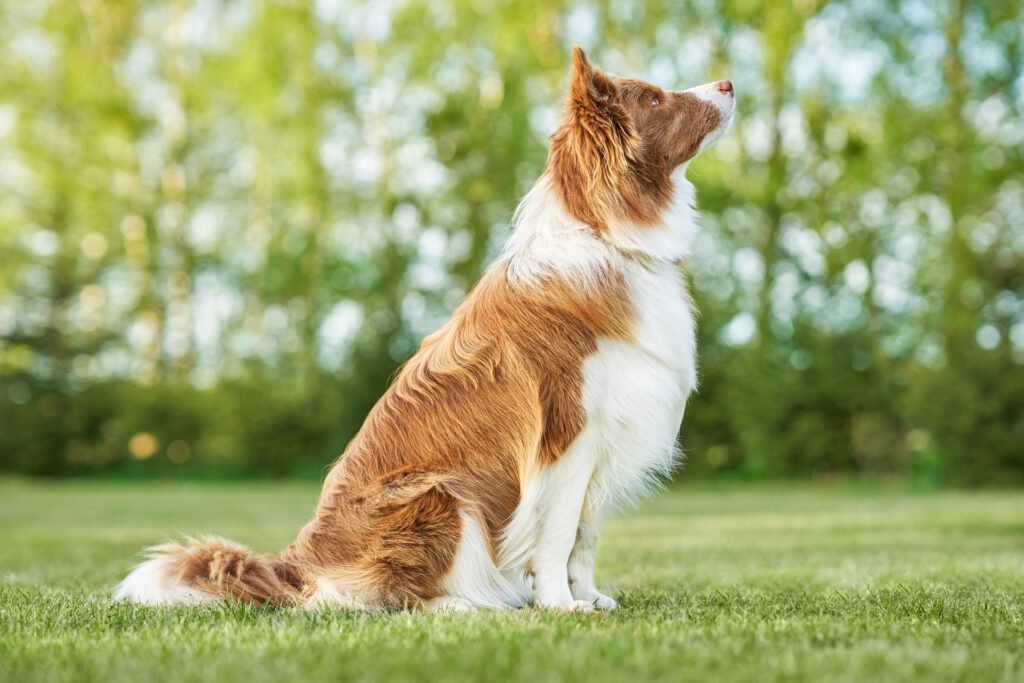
[114,536,304,607]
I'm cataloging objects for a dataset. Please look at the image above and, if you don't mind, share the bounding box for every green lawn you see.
[0,479,1021,683]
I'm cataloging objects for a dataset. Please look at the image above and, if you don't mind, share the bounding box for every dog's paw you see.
[424,596,477,613]
[562,599,596,613]
[536,599,595,613]
[591,592,618,610]
[572,591,618,610]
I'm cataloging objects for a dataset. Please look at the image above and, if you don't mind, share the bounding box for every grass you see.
[0,478,1021,683]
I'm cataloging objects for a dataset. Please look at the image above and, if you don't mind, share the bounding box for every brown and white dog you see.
[115,47,734,612]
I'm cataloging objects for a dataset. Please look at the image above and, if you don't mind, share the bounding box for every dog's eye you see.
[650,97,660,106]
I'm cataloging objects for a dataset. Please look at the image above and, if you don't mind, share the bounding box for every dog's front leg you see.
[567,502,618,610]
[529,443,596,611]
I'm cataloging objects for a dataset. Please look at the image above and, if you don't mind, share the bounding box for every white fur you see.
[304,575,365,610]
[424,596,478,612]
[494,168,702,608]
[497,430,596,574]
[443,84,728,609]
[115,80,729,613]
[604,168,699,263]
[507,427,602,607]
[308,512,531,611]
[114,548,216,606]
[504,169,700,274]
[685,80,735,151]
[436,511,530,609]
[567,513,617,609]
[501,175,612,284]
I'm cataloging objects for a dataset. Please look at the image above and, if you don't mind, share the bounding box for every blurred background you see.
[0,0,1021,484]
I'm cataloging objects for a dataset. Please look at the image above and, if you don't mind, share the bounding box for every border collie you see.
[116,47,734,612]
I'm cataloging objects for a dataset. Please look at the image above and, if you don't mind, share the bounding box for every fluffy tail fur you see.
[114,536,303,606]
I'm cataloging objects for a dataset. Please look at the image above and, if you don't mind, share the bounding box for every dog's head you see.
[548,46,734,231]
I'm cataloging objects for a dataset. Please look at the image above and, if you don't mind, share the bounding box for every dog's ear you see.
[567,46,618,113]
[550,46,641,231]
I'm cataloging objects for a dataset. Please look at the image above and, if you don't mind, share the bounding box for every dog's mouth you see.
[683,79,735,151]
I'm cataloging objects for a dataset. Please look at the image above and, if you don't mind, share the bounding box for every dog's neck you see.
[500,170,698,284]
[599,167,699,266]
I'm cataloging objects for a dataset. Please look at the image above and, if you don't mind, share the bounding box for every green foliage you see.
[1,481,1022,682]
[0,375,367,478]
[0,0,1021,482]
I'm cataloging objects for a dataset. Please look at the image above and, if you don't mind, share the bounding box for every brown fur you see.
[126,47,728,610]
[548,47,722,232]
[279,264,632,607]
[153,537,302,606]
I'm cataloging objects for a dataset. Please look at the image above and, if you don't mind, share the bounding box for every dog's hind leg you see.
[436,510,529,609]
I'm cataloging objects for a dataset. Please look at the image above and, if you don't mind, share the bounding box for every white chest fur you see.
[580,259,696,513]
[496,173,700,575]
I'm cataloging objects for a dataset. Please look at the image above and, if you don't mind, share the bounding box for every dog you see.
[115,47,734,612]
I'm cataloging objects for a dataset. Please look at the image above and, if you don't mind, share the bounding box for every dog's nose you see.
[716,80,734,96]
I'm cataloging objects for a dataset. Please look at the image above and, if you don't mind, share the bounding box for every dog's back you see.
[116,47,734,612]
